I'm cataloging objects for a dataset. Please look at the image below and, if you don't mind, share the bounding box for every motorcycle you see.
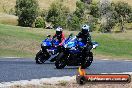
[55,36,99,69]
[35,35,60,64]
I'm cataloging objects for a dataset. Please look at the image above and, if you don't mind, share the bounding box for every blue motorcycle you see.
[55,35,99,69]
[35,35,60,64]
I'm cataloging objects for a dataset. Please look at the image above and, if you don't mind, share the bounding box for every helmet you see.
[81,24,90,34]
[56,27,63,35]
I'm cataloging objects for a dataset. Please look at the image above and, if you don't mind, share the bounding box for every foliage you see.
[74,1,86,18]
[67,1,86,31]
[89,2,100,18]
[98,1,132,32]
[127,13,132,23]
[15,0,39,27]
[80,0,92,4]
[86,15,98,31]
[100,18,116,33]
[112,2,132,31]
[35,17,46,28]
[38,9,48,20]
[99,11,118,33]
[68,15,81,31]
[46,2,70,28]
[44,1,132,32]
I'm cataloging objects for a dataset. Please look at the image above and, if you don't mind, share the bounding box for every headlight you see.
[42,42,46,46]
[64,44,68,48]
[69,47,76,50]
[92,44,99,49]
[64,42,75,48]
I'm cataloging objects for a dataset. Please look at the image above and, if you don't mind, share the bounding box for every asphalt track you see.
[0,57,132,83]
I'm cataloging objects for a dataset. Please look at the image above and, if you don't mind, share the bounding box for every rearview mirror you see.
[92,42,99,49]
[47,35,51,38]
[78,38,82,41]
[69,33,73,37]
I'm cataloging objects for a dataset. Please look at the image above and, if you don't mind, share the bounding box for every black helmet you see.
[81,24,90,34]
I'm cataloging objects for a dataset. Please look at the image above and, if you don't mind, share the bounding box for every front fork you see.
[41,47,51,58]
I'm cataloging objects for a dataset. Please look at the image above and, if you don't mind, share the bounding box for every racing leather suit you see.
[76,32,93,52]
[53,33,65,46]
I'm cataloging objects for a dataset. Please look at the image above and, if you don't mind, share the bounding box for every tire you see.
[77,76,86,85]
[35,50,49,64]
[55,52,66,69]
[81,52,93,69]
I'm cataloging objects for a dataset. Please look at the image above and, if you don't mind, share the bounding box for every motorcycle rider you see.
[53,26,65,46]
[76,24,93,52]
[50,26,65,62]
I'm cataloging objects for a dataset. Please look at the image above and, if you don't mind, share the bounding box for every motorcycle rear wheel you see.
[35,50,49,64]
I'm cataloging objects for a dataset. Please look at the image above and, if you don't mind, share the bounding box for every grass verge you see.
[0,24,77,58]
[0,24,132,59]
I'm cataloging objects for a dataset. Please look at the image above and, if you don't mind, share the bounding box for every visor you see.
[82,29,88,34]
[56,31,62,35]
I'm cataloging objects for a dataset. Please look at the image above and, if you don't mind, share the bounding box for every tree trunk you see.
[120,17,126,32]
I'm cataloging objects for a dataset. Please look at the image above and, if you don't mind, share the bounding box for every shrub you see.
[39,9,48,20]
[127,13,132,23]
[113,2,132,32]
[89,3,100,18]
[74,1,85,18]
[15,0,39,27]
[86,16,98,31]
[80,0,92,4]
[46,2,70,28]
[35,17,46,28]
[68,15,82,31]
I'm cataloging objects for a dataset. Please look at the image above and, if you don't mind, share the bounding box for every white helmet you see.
[56,27,63,35]
[56,27,63,31]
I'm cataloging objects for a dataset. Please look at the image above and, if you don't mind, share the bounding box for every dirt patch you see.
[10,82,132,88]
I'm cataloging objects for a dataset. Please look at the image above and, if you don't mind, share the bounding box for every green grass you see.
[0,24,77,58]
[0,24,132,59]
[92,32,132,59]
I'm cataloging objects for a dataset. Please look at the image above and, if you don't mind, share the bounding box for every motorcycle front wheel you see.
[35,50,50,64]
[55,52,66,69]
[81,52,93,69]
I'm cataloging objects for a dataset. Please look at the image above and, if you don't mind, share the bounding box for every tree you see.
[46,2,70,28]
[74,1,86,18]
[127,13,132,23]
[89,3,100,18]
[67,1,86,31]
[113,2,132,32]
[15,0,39,27]
[68,15,81,31]
[87,15,98,31]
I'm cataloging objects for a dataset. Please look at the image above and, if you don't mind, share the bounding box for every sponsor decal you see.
[76,66,131,85]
